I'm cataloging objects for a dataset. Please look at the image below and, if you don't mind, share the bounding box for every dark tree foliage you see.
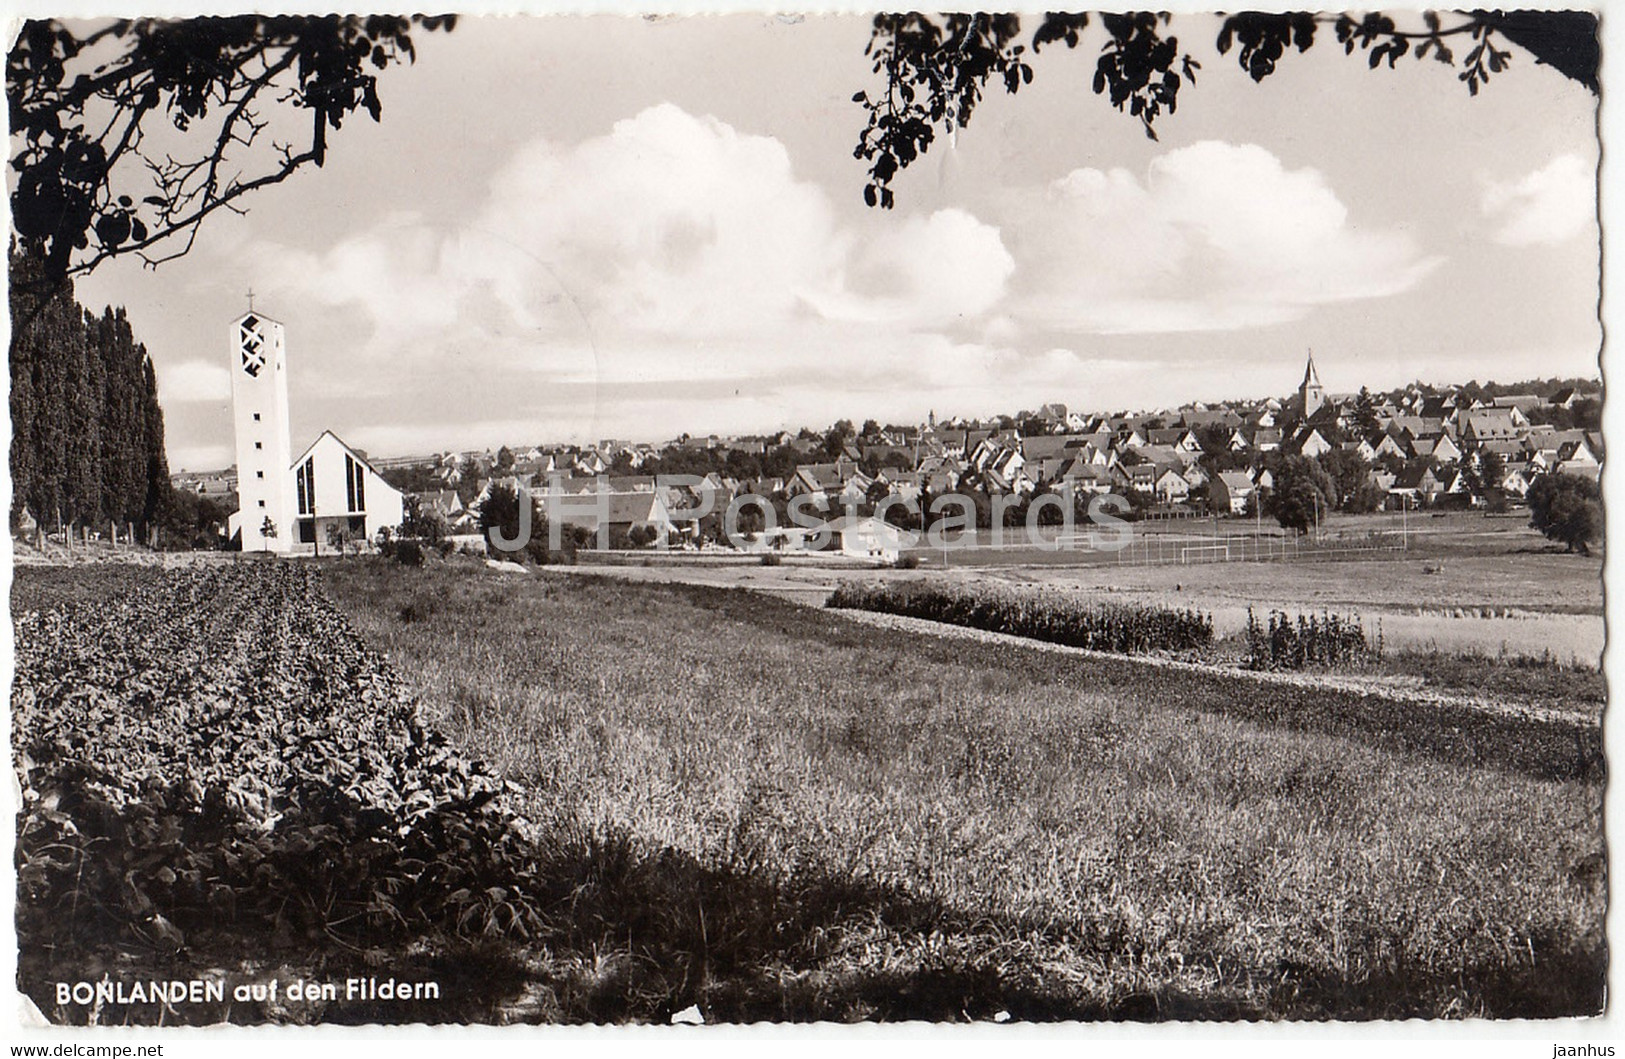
[9,248,171,534]
[607,443,807,484]
[854,10,1599,209]
[1464,448,1509,511]
[1527,472,1602,555]
[8,15,456,286]
[160,487,229,548]
[1265,454,1335,536]
[381,462,446,496]
[1317,447,1374,511]
[1526,398,1601,432]
[476,480,525,551]
[1354,387,1381,437]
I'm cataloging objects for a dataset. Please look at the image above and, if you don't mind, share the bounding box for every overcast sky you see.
[58,13,1601,471]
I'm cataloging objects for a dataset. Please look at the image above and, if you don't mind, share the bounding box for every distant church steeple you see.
[1300,349,1325,420]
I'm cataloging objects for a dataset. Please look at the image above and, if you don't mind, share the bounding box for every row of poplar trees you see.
[10,249,171,536]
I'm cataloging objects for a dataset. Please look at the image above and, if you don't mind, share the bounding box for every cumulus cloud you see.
[808,208,1015,326]
[1481,154,1595,246]
[1006,140,1441,333]
[222,120,1444,448]
[228,103,1028,441]
[250,105,1010,367]
[157,360,232,403]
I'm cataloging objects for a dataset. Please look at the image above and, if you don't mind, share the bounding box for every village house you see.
[1388,464,1446,505]
[1210,470,1256,515]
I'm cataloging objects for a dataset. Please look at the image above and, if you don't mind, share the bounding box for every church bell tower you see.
[1300,349,1325,421]
[230,306,294,552]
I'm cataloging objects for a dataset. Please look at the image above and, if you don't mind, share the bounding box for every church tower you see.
[230,308,294,552]
[1299,349,1325,421]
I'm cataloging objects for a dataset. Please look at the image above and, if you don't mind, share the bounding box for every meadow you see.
[10,557,1604,1022]
[315,557,1603,1021]
[562,513,1606,668]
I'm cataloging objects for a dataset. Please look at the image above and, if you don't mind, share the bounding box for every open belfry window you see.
[239,316,265,377]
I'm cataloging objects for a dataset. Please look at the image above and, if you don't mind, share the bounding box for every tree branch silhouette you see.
[8,15,456,288]
[853,9,1598,209]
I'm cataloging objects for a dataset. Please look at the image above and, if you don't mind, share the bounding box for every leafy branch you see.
[8,15,457,286]
[853,9,1599,209]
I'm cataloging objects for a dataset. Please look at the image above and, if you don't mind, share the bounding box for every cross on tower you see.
[246,287,256,313]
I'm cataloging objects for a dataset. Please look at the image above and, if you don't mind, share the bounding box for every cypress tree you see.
[10,247,173,538]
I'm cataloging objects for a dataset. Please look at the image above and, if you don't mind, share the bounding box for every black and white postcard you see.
[4,5,1611,1050]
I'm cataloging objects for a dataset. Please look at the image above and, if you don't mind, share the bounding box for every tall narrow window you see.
[297,457,315,515]
[346,455,366,512]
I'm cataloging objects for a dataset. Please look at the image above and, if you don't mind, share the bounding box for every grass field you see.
[560,514,1605,666]
[314,557,1604,1021]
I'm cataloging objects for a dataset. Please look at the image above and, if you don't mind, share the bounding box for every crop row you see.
[827,578,1214,654]
[13,562,550,1020]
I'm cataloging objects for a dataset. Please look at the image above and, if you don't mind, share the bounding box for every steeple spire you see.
[1299,347,1325,420]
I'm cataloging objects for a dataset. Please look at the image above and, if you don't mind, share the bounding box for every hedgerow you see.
[827,579,1213,654]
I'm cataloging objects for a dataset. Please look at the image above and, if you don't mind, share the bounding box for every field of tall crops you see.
[827,579,1214,654]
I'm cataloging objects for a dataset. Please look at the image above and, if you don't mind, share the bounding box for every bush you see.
[828,579,1212,654]
[760,553,782,567]
[893,555,920,570]
[395,539,425,567]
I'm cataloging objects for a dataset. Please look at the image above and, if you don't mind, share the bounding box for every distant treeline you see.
[10,250,171,534]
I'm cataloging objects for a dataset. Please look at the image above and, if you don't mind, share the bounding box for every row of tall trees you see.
[10,249,171,535]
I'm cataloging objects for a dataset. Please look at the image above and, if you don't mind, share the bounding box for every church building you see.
[226,308,403,552]
[1299,349,1326,421]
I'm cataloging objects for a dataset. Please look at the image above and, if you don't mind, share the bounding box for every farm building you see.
[822,514,907,562]
[753,515,906,562]
[544,488,680,542]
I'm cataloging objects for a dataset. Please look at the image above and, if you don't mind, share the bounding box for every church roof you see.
[1301,350,1322,390]
[233,309,286,329]
[291,429,387,479]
